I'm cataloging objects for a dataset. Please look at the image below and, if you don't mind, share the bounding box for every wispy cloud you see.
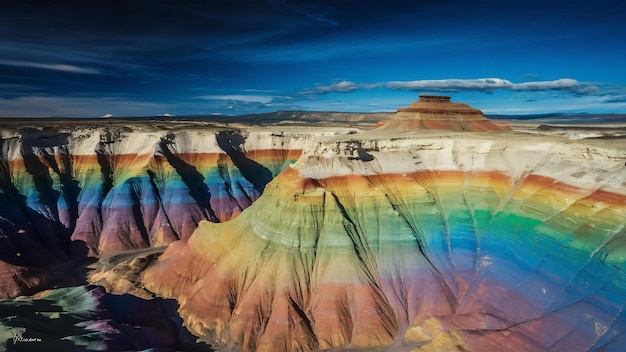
[511,79,585,91]
[601,94,626,103]
[286,77,626,114]
[195,94,275,104]
[386,78,590,93]
[387,78,512,91]
[0,59,102,74]
[300,81,382,95]
[191,78,626,115]
[0,41,164,79]
[301,81,360,95]
[244,89,279,93]
[295,78,603,97]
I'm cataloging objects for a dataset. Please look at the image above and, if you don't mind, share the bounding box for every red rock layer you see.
[143,161,626,351]
[377,95,510,132]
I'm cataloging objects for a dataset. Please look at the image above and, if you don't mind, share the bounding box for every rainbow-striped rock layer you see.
[145,131,626,351]
[0,124,349,297]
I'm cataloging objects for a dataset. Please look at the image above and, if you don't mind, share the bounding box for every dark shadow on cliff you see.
[0,132,93,297]
[19,129,81,249]
[0,209,95,297]
[96,143,114,194]
[126,181,151,247]
[357,147,375,162]
[158,137,219,222]
[0,168,71,295]
[47,240,97,290]
[216,131,273,193]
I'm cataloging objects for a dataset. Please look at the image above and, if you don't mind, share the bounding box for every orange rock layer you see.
[144,163,626,351]
[378,95,510,132]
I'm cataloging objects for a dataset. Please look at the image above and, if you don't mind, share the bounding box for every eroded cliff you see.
[144,127,626,351]
[0,121,356,297]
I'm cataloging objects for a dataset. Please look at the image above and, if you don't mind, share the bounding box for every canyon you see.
[1,96,626,351]
[0,119,357,298]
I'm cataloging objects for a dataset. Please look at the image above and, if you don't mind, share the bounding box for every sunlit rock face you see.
[144,127,626,351]
[0,123,349,298]
[377,95,510,132]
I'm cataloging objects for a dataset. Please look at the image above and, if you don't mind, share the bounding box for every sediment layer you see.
[379,95,510,132]
[0,123,354,297]
[144,131,626,351]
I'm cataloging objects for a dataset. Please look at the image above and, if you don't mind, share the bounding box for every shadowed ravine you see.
[158,136,219,223]
[216,130,274,193]
[0,123,318,299]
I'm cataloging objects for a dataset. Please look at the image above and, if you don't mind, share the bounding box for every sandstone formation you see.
[0,121,355,297]
[144,112,626,351]
[377,95,510,132]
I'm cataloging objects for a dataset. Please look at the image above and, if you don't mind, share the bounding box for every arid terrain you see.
[1,97,626,351]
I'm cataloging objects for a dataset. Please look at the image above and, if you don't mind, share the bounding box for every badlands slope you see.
[0,119,357,297]
[2,97,626,351]
[144,97,626,351]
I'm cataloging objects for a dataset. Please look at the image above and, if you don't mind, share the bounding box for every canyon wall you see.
[0,122,355,297]
[144,128,626,351]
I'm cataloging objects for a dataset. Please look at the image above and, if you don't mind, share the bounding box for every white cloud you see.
[243,89,279,93]
[0,59,102,74]
[325,81,360,92]
[511,78,580,91]
[386,78,592,94]
[387,78,514,91]
[301,80,383,95]
[602,94,626,103]
[299,78,593,97]
[309,81,360,94]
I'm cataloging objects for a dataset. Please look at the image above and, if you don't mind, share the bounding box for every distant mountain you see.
[3,110,626,125]
[488,112,626,122]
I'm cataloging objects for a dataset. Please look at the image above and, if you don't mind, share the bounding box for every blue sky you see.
[0,0,625,117]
